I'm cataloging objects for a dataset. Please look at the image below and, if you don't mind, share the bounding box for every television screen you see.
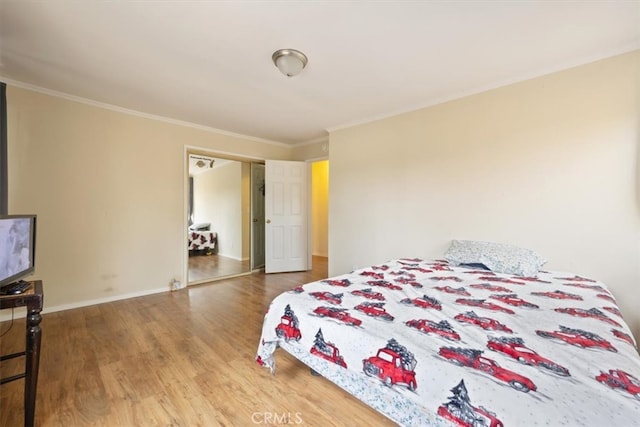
[0,214,36,287]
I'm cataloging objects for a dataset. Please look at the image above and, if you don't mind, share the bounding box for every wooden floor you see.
[188,253,251,283]
[0,257,395,426]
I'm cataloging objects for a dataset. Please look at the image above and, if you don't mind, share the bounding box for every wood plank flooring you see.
[188,253,251,283]
[0,257,395,426]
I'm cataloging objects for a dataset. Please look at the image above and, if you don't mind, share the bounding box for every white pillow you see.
[444,240,546,277]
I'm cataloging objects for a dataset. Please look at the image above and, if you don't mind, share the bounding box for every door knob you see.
[266,219,271,224]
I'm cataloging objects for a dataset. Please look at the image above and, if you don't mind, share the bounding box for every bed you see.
[256,242,640,426]
[188,230,217,253]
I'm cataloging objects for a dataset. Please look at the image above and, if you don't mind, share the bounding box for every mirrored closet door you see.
[187,152,253,283]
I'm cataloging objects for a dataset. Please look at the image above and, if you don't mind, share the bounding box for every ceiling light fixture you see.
[272,48,308,77]
[191,155,215,169]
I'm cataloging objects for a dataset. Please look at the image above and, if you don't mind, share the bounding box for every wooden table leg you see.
[24,306,42,427]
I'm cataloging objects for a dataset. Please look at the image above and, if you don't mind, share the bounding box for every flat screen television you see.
[0,214,36,287]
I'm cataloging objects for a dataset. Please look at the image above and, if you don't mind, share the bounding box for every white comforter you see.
[257,259,640,426]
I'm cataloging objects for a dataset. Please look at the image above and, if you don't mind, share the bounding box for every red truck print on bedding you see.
[602,306,623,317]
[256,257,640,427]
[363,339,417,391]
[322,278,353,287]
[429,263,453,272]
[486,336,570,377]
[309,291,343,305]
[354,302,394,321]
[464,270,495,276]
[560,275,597,283]
[536,325,617,352]
[554,307,621,327]
[360,271,385,280]
[394,276,423,288]
[406,319,461,341]
[275,304,301,341]
[477,276,525,286]
[530,289,583,300]
[517,277,551,284]
[455,298,515,315]
[400,258,424,263]
[312,306,362,326]
[563,282,605,292]
[367,280,403,291]
[469,283,512,293]
[595,369,640,400]
[454,311,513,333]
[390,271,416,279]
[596,293,617,303]
[401,266,434,274]
[437,379,503,427]
[611,329,636,347]
[439,347,537,393]
[310,328,347,368]
[430,276,464,282]
[489,293,539,309]
[434,286,471,296]
[397,261,419,268]
[350,287,385,301]
[400,295,442,310]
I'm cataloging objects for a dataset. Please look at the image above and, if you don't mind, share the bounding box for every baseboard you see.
[0,286,169,322]
[216,252,245,261]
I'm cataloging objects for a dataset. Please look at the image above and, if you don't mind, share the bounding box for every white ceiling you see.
[1,1,638,145]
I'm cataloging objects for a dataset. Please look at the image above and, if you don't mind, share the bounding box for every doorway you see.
[187,152,253,284]
[311,159,329,262]
[185,152,327,284]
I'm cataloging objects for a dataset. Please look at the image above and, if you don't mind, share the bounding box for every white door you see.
[265,160,308,273]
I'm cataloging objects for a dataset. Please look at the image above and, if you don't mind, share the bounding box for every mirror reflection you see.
[188,154,252,283]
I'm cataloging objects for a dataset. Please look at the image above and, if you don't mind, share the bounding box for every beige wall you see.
[329,50,640,339]
[193,162,243,260]
[7,86,291,311]
[311,160,329,257]
[7,50,640,342]
[291,139,329,161]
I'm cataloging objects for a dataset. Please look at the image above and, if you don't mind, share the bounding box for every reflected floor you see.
[188,253,251,283]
